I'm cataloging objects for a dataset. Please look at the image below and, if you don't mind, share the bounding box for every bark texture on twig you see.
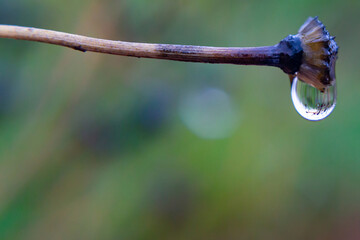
[0,25,284,66]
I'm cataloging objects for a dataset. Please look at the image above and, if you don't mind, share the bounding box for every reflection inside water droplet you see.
[291,77,336,121]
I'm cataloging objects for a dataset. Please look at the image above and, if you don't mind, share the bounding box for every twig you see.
[0,24,303,74]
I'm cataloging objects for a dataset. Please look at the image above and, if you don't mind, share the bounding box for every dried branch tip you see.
[295,16,338,91]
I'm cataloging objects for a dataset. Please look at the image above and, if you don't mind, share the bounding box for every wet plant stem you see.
[0,25,303,74]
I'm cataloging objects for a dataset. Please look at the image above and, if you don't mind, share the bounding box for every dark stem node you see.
[276,35,303,74]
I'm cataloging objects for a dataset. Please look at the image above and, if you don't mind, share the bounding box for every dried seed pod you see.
[296,16,338,91]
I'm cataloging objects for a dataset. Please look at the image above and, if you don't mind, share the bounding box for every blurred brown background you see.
[0,0,359,239]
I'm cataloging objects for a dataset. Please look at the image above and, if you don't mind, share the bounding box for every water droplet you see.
[291,77,336,121]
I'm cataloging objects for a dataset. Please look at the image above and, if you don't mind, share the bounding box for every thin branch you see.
[0,17,339,93]
[0,25,284,65]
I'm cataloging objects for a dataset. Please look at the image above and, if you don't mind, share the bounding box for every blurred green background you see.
[0,0,359,239]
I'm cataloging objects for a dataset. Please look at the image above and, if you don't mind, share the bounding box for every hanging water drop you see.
[291,77,336,121]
